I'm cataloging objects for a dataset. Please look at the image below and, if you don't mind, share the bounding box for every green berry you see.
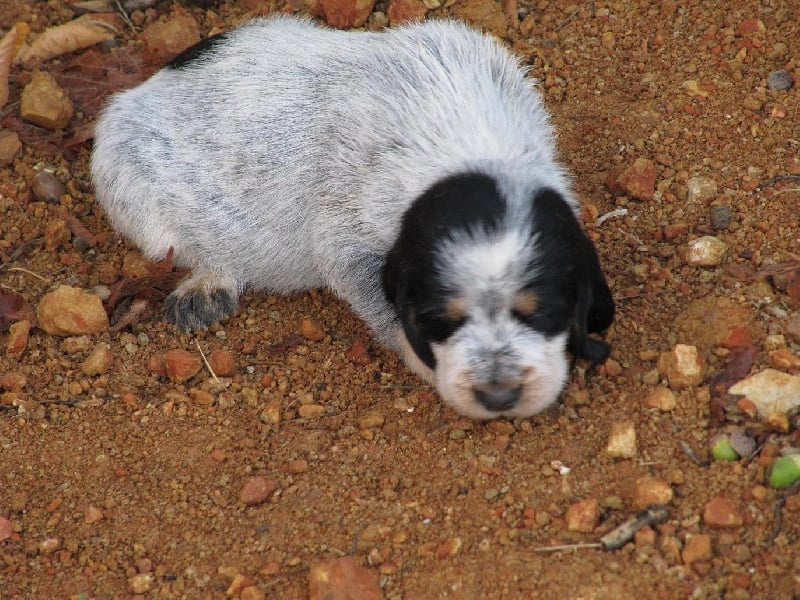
[767,456,800,489]
[710,434,739,461]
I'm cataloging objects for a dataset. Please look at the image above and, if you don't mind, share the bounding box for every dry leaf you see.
[16,15,116,64]
[0,289,34,332]
[0,28,17,108]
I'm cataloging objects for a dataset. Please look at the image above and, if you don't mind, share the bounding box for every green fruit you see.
[767,456,800,489]
[710,435,739,461]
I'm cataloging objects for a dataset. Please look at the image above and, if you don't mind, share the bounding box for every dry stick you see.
[8,266,49,283]
[112,0,137,31]
[756,174,800,189]
[193,338,221,387]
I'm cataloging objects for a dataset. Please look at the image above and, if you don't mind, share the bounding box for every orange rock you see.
[387,0,427,25]
[80,343,113,376]
[643,386,677,411]
[20,70,74,130]
[44,219,71,250]
[309,557,382,600]
[451,0,507,37]
[737,18,765,37]
[240,476,276,506]
[720,325,753,349]
[658,344,706,388]
[682,533,712,564]
[299,318,326,342]
[37,286,109,336]
[141,7,201,62]
[632,476,673,510]
[345,338,372,365]
[434,537,463,559]
[0,371,26,391]
[208,349,237,376]
[617,158,656,201]
[311,0,376,29]
[163,349,202,383]
[565,498,599,533]
[6,320,31,356]
[0,129,21,167]
[703,496,743,528]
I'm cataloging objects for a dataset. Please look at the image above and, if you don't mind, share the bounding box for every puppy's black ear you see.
[382,247,436,369]
[568,232,615,364]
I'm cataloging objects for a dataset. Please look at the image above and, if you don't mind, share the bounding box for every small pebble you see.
[682,533,713,564]
[31,171,65,203]
[240,476,276,506]
[703,496,744,528]
[686,176,717,203]
[0,129,21,167]
[300,317,327,341]
[84,505,104,524]
[208,349,237,377]
[606,421,637,458]
[643,386,677,411]
[632,476,673,509]
[435,537,463,559]
[684,236,728,266]
[20,70,74,129]
[6,320,31,356]
[163,349,202,383]
[710,206,733,230]
[767,69,794,91]
[128,573,154,594]
[565,498,599,533]
[80,343,113,376]
[616,157,656,201]
[658,344,706,389]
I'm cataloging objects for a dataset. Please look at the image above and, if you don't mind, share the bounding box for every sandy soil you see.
[1,0,799,598]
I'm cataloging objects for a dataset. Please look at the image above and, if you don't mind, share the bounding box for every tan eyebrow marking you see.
[445,297,467,322]
[512,290,538,316]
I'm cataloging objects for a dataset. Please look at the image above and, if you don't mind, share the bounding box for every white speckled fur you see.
[91,16,591,419]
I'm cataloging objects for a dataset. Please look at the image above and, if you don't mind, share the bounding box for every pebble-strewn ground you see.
[1,0,799,598]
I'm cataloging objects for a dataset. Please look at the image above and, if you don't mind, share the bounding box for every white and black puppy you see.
[91,16,614,419]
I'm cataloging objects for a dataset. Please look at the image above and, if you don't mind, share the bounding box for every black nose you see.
[474,386,522,412]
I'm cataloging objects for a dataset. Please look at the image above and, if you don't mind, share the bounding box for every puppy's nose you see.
[474,386,522,412]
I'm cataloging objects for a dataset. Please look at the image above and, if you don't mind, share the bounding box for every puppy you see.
[91,16,615,419]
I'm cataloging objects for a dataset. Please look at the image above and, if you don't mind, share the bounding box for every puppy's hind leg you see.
[165,270,240,332]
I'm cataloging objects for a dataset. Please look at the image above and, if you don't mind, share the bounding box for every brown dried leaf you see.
[106,249,186,313]
[0,289,34,332]
[53,46,148,120]
[16,16,116,64]
[0,27,17,108]
[710,345,758,393]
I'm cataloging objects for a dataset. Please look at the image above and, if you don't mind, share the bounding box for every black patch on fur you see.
[166,32,230,71]
[383,173,507,369]
[165,286,239,332]
[527,189,614,363]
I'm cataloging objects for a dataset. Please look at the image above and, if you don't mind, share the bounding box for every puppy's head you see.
[383,172,614,419]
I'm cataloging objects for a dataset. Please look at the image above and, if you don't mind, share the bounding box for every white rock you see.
[687,176,718,203]
[606,421,637,458]
[729,369,800,417]
[684,236,728,266]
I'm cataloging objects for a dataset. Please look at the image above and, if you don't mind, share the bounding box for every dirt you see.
[1,1,800,598]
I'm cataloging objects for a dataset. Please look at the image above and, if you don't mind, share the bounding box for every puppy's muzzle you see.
[474,385,522,412]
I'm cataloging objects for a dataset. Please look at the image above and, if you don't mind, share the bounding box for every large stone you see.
[20,70,74,130]
[728,369,800,418]
[37,286,109,336]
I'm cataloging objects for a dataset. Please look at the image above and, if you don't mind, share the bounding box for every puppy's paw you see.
[165,275,239,332]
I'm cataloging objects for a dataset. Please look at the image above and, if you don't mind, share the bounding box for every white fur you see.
[91,16,582,419]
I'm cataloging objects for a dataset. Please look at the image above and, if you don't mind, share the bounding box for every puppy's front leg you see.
[164,270,239,332]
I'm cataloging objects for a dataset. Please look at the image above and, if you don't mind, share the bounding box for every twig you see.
[679,440,709,467]
[194,338,221,386]
[113,0,137,32]
[756,174,800,190]
[8,266,49,283]
[534,542,601,552]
